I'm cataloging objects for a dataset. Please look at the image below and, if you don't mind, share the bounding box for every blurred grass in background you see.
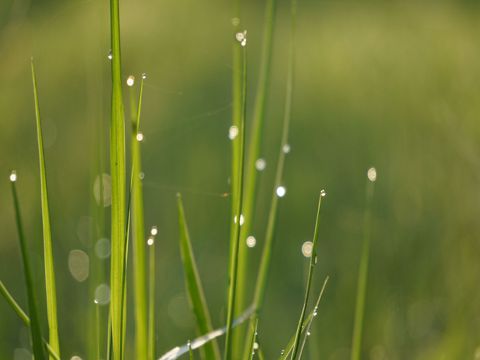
[1,0,480,358]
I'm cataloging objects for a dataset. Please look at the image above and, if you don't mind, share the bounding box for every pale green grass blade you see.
[188,341,193,360]
[290,191,325,360]
[148,235,156,360]
[177,194,221,360]
[131,76,148,360]
[9,174,47,360]
[225,33,248,360]
[31,60,60,359]
[247,318,258,360]
[109,0,127,357]
[278,276,329,360]
[350,168,377,360]
[0,280,60,360]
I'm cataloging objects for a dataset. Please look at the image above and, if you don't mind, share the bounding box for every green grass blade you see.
[109,0,127,356]
[225,31,248,360]
[31,60,60,359]
[9,174,47,360]
[188,341,193,360]
[131,76,148,360]
[290,191,325,360]
[350,168,377,360]
[247,318,258,360]
[148,234,156,360]
[278,276,329,360]
[236,0,277,336]
[176,194,221,360]
[0,280,60,360]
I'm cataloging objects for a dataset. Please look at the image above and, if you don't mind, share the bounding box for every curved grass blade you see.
[290,191,325,360]
[10,174,47,360]
[176,194,221,360]
[158,305,254,360]
[279,276,329,360]
[350,168,377,360]
[31,60,60,359]
[0,281,60,360]
[148,235,156,360]
[109,0,127,356]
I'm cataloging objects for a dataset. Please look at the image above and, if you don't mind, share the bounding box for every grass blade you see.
[247,318,258,360]
[109,0,127,357]
[31,60,60,359]
[0,280,60,360]
[350,168,377,360]
[9,173,47,360]
[148,233,156,360]
[278,276,329,360]
[290,190,326,360]
[225,29,248,360]
[177,194,221,360]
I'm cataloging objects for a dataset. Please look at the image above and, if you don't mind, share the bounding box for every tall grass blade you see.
[247,318,258,360]
[290,191,325,360]
[109,0,127,356]
[130,76,148,360]
[278,276,329,360]
[0,281,60,360]
[225,31,248,360]
[31,60,60,359]
[148,235,156,360]
[350,168,377,360]
[158,305,254,360]
[9,174,47,360]
[177,194,221,360]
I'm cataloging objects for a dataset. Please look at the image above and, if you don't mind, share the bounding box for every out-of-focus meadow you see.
[1,0,480,358]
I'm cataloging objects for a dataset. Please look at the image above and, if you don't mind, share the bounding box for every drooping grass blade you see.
[109,0,127,356]
[177,194,221,360]
[278,276,329,360]
[350,168,377,360]
[290,191,326,360]
[0,280,60,360]
[9,173,47,360]
[31,60,60,360]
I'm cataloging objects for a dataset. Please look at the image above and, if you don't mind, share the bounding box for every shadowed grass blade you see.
[279,276,329,360]
[31,60,60,359]
[109,0,127,357]
[9,174,47,360]
[350,168,377,360]
[0,281,60,360]
[290,191,325,360]
[177,194,221,360]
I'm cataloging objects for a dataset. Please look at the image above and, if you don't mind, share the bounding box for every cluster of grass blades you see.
[0,0,381,358]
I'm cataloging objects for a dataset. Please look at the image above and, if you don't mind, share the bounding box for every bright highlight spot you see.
[147,236,155,246]
[246,236,256,248]
[136,132,144,142]
[320,189,326,197]
[126,75,135,87]
[228,125,239,140]
[255,158,266,171]
[9,170,17,182]
[234,214,245,226]
[235,30,247,46]
[282,144,291,154]
[301,241,313,258]
[367,167,377,182]
[151,226,158,236]
[276,186,287,198]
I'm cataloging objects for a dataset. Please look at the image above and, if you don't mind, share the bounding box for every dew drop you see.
[107,50,113,60]
[70,356,83,360]
[313,307,318,316]
[301,241,313,258]
[142,73,147,80]
[276,186,287,198]
[367,167,377,182]
[282,144,291,154]
[255,158,266,171]
[136,132,144,142]
[139,172,145,180]
[320,189,326,197]
[228,125,239,140]
[280,350,285,355]
[126,75,135,87]
[9,170,17,182]
[147,236,155,246]
[151,226,158,236]
[235,30,247,46]
[234,214,245,226]
[307,331,311,336]
[246,236,256,248]
[253,342,259,350]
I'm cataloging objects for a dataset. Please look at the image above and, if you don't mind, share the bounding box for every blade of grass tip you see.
[225,29,248,360]
[290,190,326,360]
[350,167,377,360]
[177,194,221,360]
[247,318,258,360]
[9,172,47,360]
[235,0,277,346]
[130,75,148,360]
[242,0,296,357]
[31,60,60,360]
[0,281,60,360]
[148,231,156,360]
[109,0,127,356]
[279,276,329,360]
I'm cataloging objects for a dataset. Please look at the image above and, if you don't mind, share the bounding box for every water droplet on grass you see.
[320,189,326,197]
[367,167,377,182]
[246,236,256,248]
[235,30,247,46]
[234,214,245,226]
[136,132,144,142]
[151,226,158,236]
[147,236,155,246]
[276,186,286,198]
[301,241,313,258]
[107,50,113,60]
[282,144,291,154]
[255,158,266,171]
[229,125,239,140]
[126,75,135,87]
[9,170,17,182]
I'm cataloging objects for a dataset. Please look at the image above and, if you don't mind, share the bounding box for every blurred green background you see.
[2,0,480,359]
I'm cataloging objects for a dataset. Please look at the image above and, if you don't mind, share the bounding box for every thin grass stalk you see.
[148,236,156,360]
[30,60,60,360]
[225,36,248,360]
[131,76,148,360]
[247,318,258,360]
[109,0,127,356]
[10,175,47,360]
[350,169,376,360]
[290,191,325,360]
[236,0,277,336]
